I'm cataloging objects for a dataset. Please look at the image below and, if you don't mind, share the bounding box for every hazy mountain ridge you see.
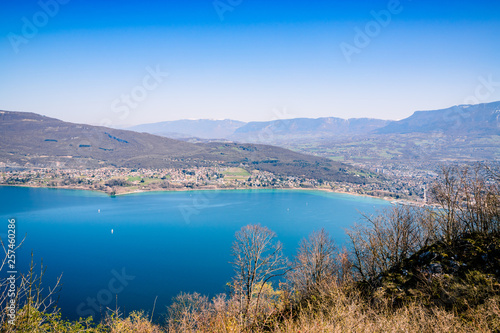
[124,101,500,164]
[0,111,364,182]
[129,119,246,139]
[129,102,500,143]
[377,101,500,135]
[230,117,392,143]
[129,117,392,142]
[3,101,498,180]
[234,117,390,134]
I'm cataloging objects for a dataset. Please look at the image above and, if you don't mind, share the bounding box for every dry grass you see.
[164,282,500,333]
[108,311,163,333]
[272,299,499,333]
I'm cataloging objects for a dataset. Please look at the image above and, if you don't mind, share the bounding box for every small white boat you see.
[111,229,114,234]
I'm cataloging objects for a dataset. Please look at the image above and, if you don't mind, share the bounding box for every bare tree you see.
[167,292,210,331]
[335,246,353,285]
[231,224,288,318]
[289,229,337,297]
[347,205,433,281]
[432,164,500,240]
[431,166,463,243]
[460,164,499,234]
[347,164,499,283]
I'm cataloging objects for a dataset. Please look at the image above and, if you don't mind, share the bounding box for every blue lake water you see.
[0,186,389,322]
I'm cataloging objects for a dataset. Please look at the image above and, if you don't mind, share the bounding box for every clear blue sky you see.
[1,0,499,127]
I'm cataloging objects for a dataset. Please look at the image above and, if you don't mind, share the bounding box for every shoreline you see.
[0,183,398,203]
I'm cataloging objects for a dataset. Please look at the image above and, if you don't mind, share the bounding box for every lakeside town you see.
[0,165,432,203]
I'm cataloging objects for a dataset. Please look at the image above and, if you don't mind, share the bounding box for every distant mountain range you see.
[129,117,392,142]
[2,101,498,178]
[230,117,391,144]
[377,102,500,135]
[0,111,364,182]
[129,119,246,140]
[129,101,500,143]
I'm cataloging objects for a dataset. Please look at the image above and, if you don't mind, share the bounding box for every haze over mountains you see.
[129,117,392,142]
[129,101,500,144]
[0,111,363,182]
[377,102,500,135]
[1,101,498,180]
[130,119,246,140]
[230,118,391,144]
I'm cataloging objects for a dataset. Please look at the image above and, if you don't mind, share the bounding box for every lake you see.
[0,186,389,322]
